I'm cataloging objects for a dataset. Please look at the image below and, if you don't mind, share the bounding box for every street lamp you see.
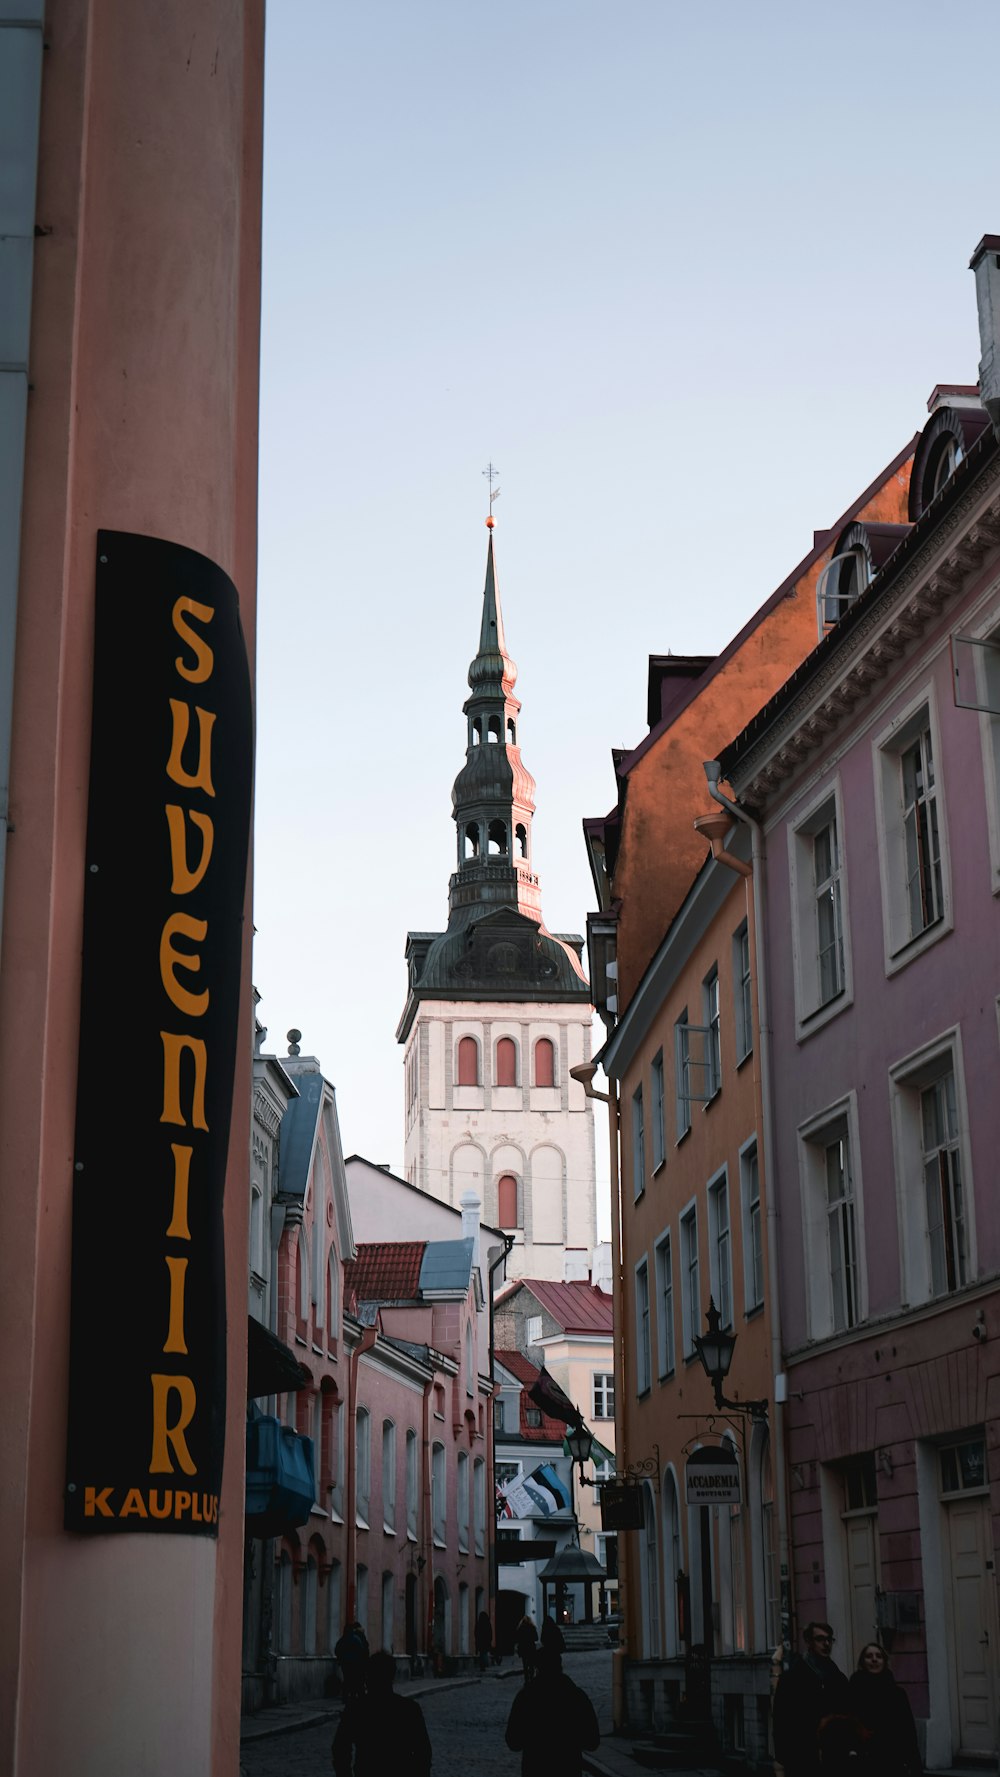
[565,1420,595,1486]
[693,1298,767,1417]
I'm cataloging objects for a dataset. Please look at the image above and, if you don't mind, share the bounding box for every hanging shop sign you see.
[685,1445,741,1506]
[65,531,253,1536]
[599,1483,646,1531]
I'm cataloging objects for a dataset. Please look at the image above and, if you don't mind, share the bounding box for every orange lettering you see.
[172,596,215,684]
[163,1256,189,1355]
[174,1490,192,1518]
[120,1487,148,1518]
[160,1032,208,1130]
[166,1143,192,1240]
[166,699,215,798]
[159,912,209,1017]
[148,1490,173,1519]
[149,1373,197,1475]
[84,1486,114,1518]
[165,804,214,894]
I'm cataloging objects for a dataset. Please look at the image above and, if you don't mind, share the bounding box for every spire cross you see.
[482,462,501,515]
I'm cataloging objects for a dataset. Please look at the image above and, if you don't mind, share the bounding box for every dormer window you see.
[816,547,870,633]
[929,432,964,500]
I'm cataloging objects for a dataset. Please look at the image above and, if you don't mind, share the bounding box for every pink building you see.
[719,337,1000,1764]
[0,7,264,1773]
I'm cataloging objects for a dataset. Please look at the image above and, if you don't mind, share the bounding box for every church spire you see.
[448,525,542,926]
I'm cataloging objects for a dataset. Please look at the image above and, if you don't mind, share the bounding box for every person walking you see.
[332,1650,432,1777]
[334,1620,370,1704]
[773,1622,850,1777]
[474,1610,494,1673]
[505,1647,600,1777]
[848,1643,921,1776]
[514,1613,538,1682]
[540,1614,566,1655]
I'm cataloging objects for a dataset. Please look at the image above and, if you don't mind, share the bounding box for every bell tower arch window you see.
[457,1036,480,1087]
[507,718,516,744]
[487,715,501,743]
[488,820,508,856]
[515,823,528,859]
[497,1173,520,1228]
[534,1038,555,1088]
[496,1037,517,1088]
[471,717,482,746]
[464,823,480,859]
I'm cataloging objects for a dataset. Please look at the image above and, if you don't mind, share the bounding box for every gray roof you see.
[276,1068,324,1199]
[418,1237,475,1294]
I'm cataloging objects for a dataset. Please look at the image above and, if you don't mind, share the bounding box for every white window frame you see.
[679,1200,700,1358]
[733,922,752,1064]
[382,1418,396,1532]
[651,1049,666,1170]
[702,966,722,1099]
[457,1450,470,1552]
[956,600,1000,894]
[432,1441,446,1546]
[632,1083,646,1199]
[356,1407,371,1527]
[525,1314,543,1346]
[888,1026,976,1308]
[405,1429,418,1539]
[707,1166,733,1331]
[592,1372,615,1419]
[797,1093,867,1340]
[873,684,953,973]
[635,1257,651,1395]
[739,1136,764,1315]
[675,1011,715,1137]
[473,1457,486,1555]
[654,1227,675,1378]
[788,777,853,1037]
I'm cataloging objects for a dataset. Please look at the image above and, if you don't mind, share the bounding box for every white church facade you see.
[397,524,596,1281]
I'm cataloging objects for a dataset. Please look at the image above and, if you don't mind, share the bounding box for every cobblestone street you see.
[241,1651,614,1777]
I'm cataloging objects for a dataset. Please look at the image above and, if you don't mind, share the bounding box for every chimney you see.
[459,1189,481,1275]
[971,235,1000,435]
[591,1242,613,1295]
[563,1248,590,1283]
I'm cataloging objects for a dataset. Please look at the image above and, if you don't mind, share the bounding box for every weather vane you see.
[482,462,501,527]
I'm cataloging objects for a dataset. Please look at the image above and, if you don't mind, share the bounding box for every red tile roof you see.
[513,1278,614,1336]
[495,1349,572,1443]
[345,1241,426,1304]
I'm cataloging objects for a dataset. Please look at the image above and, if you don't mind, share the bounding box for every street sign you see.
[685,1445,741,1505]
[600,1483,645,1531]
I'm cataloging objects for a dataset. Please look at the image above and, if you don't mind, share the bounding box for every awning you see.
[537,1545,607,1583]
[246,1315,309,1399]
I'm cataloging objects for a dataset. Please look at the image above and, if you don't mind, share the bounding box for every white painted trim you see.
[887,1024,976,1308]
[796,1091,867,1340]
[786,773,854,1040]
[872,679,954,975]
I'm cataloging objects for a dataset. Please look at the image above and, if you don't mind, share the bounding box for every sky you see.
[252,1,998,1209]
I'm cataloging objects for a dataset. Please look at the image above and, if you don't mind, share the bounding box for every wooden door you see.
[947,1496,999,1756]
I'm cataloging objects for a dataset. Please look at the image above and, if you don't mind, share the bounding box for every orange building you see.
[583,438,917,1763]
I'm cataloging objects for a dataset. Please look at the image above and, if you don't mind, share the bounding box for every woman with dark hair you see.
[847,1644,921,1776]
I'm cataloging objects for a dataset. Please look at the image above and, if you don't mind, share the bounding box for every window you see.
[654,1230,675,1377]
[534,1038,555,1087]
[356,1565,368,1638]
[674,1010,715,1136]
[816,546,870,632]
[524,1407,541,1427]
[702,968,722,1098]
[432,1442,446,1545]
[496,1037,517,1087]
[593,1373,615,1419]
[465,1321,474,1396]
[494,1399,505,1433]
[708,1169,733,1330]
[797,1096,866,1340]
[356,1409,371,1526]
[921,1071,967,1296]
[382,1572,395,1653]
[382,1420,396,1531]
[875,694,951,967]
[592,1456,613,1507]
[940,1435,986,1494]
[788,783,853,1032]
[632,1085,646,1199]
[739,1140,764,1314]
[474,1458,486,1554]
[889,1032,974,1307]
[250,1183,264,1276]
[635,1259,651,1394]
[825,1135,859,1332]
[733,924,752,1063]
[457,1036,479,1086]
[680,1205,700,1357]
[651,1051,665,1169]
[406,1430,418,1538]
[457,1451,470,1552]
[497,1173,519,1228]
[525,1314,543,1346]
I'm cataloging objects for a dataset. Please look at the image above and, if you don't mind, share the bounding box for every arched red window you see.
[534,1038,555,1088]
[498,1174,519,1228]
[457,1036,479,1086]
[496,1037,517,1087]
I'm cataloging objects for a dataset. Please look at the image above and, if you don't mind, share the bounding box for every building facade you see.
[398,526,597,1279]
[720,344,1000,1769]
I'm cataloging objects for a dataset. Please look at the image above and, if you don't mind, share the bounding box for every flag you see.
[527,1364,582,1429]
[528,1462,571,1512]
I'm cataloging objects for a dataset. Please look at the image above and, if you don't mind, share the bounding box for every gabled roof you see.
[276,1066,325,1200]
[345,1242,426,1303]
[495,1348,570,1442]
[418,1237,475,1295]
[511,1278,613,1336]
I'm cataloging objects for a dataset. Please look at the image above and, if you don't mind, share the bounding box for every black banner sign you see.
[599,1483,646,1532]
[65,532,253,1535]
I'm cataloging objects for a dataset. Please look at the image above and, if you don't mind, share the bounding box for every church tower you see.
[397,524,596,1281]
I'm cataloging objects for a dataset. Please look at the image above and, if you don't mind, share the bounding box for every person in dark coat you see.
[540,1615,566,1655]
[332,1650,431,1777]
[475,1610,494,1672]
[334,1620,370,1703]
[848,1643,921,1776]
[773,1622,850,1777]
[505,1647,600,1777]
[514,1613,538,1681]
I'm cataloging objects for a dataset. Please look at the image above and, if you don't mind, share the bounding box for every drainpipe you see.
[487,1234,515,1629]
[344,1322,377,1623]
[702,761,792,1658]
[570,1061,626,1728]
[422,1376,435,1659]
